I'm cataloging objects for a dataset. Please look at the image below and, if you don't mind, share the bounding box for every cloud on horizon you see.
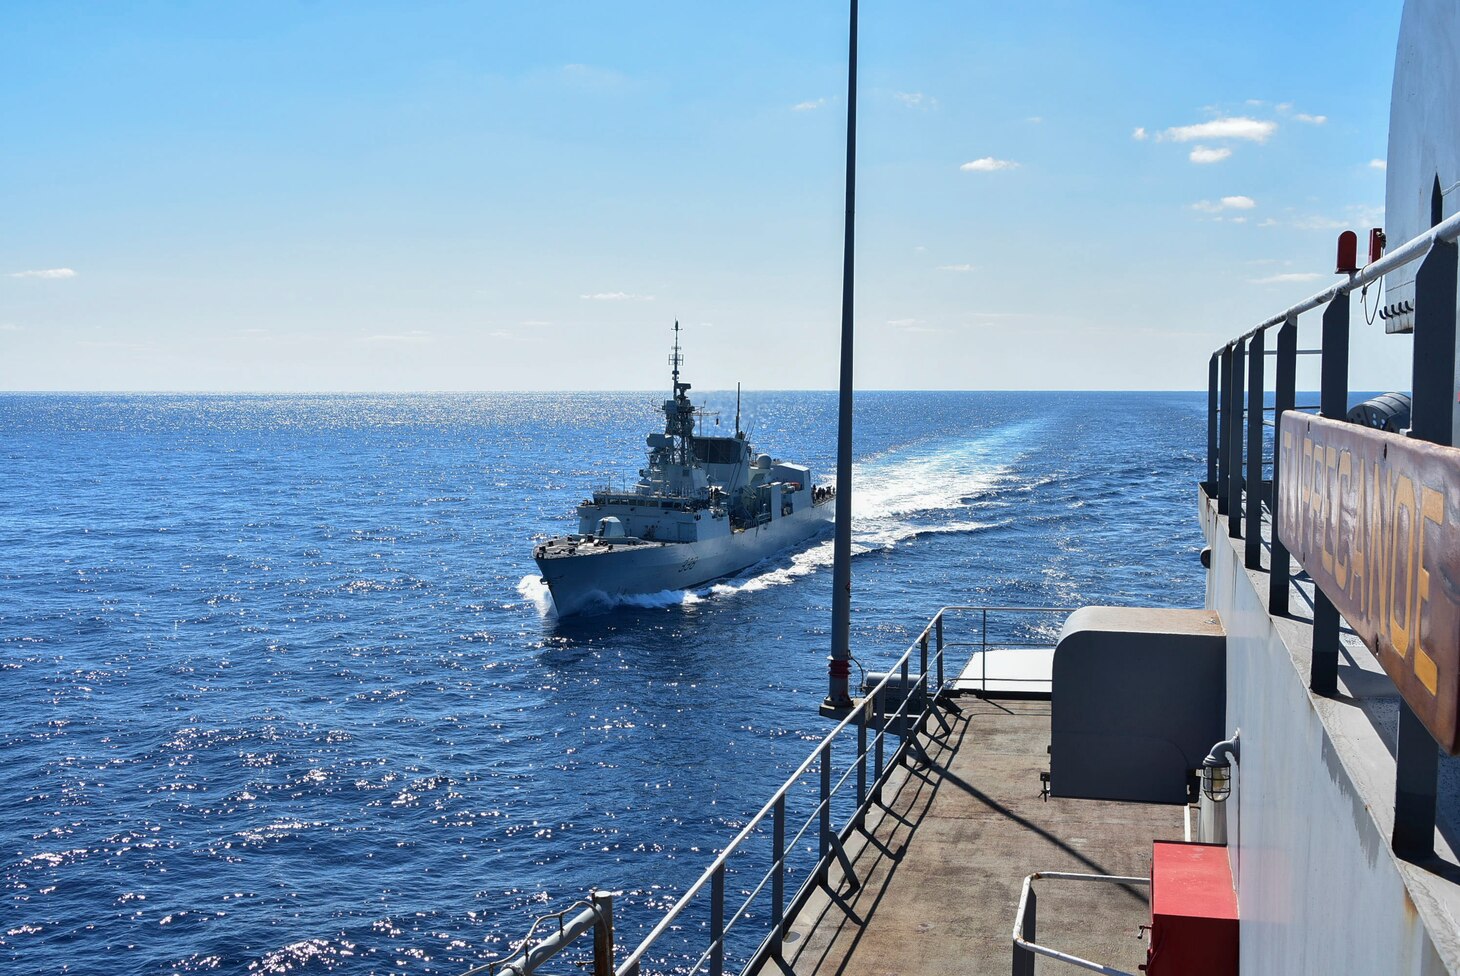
[1193,195,1257,213]
[580,291,655,301]
[936,264,976,272]
[893,91,937,110]
[361,330,432,344]
[792,98,826,111]
[960,157,1019,172]
[9,268,77,279]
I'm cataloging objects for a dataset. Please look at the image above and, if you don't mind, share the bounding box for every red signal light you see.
[1336,230,1359,274]
[1368,227,1386,265]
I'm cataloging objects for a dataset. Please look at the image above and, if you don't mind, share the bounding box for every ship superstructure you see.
[534,323,833,615]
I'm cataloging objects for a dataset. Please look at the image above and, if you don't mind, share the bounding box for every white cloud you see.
[888,318,941,333]
[1289,215,1350,231]
[1249,272,1327,285]
[518,319,553,327]
[1369,159,1387,170]
[1189,146,1232,164]
[936,264,976,272]
[792,98,826,111]
[8,268,76,279]
[1275,102,1294,113]
[1026,116,1043,124]
[1132,127,1148,141]
[960,157,1019,172]
[580,291,655,301]
[893,91,936,109]
[0,323,21,331]
[1161,117,1277,143]
[1192,195,1256,213]
[1294,113,1327,125]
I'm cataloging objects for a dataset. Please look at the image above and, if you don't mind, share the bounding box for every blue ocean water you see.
[1,391,1206,975]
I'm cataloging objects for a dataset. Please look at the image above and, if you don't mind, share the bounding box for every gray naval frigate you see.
[534,323,834,616]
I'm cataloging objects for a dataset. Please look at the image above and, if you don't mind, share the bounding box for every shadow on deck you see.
[759,697,1182,976]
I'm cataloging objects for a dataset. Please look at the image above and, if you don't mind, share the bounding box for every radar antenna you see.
[669,320,685,395]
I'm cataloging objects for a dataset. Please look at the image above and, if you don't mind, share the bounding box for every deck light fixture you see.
[1202,731,1240,802]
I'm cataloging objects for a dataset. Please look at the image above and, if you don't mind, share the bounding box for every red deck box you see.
[1145,841,1239,975]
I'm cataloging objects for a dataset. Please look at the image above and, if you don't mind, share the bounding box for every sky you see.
[0,1,1413,392]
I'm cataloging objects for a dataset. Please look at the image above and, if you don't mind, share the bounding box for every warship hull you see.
[537,502,832,616]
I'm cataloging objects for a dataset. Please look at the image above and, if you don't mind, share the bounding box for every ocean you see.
[0,391,1207,975]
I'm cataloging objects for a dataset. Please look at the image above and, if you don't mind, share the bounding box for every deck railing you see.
[1205,208,1460,860]
[936,605,1072,696]
[611,605,1064,976]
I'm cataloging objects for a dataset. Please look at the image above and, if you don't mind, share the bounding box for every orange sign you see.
[1277,412,1460,753]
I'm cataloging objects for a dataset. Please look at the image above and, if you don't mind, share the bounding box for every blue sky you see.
[0,2,1409,391]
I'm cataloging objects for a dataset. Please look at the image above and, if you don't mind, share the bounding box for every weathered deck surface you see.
[766,697,1182,976]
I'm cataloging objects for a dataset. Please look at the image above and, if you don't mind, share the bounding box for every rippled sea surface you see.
[1,391,1206,974]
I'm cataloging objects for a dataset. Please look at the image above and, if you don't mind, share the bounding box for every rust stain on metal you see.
[1276,412,1460,753]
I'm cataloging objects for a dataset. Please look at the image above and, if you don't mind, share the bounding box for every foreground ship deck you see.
[765,697,1178,976]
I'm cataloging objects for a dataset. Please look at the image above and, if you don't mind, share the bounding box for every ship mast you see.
[825,0,857,713]
[667,320,693,468]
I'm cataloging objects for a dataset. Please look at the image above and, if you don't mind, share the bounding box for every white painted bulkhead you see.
[1201,493,1460,975]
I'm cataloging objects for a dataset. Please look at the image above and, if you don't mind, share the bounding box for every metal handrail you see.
[1011,872,1152,976]
[1212,208,1460,353]
[465,892,617,976]
[946,605,1070,694]
[616,605,1072,976]
[1205,169,1460,856]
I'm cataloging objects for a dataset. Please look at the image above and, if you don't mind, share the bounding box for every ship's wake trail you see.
[517,419,1040,616]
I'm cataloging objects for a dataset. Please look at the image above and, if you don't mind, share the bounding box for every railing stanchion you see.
[935,613,945,688]
[772,793,786,962]
[819,743,832,873]
[856,699,868,809]
[900,656,910,732]
[1391,236,1456,857]
[1269,314,1297,615]
[1218,344,1234,515]
[1226,337,1246,537]
[919,633,929,710]
[1207,353,1220,496]
[1309,292,1350,695]
[1013,884,1037,976]
[710,863,725,976]
[592,890,615,976]
[982,607,989,693]
[1245,328,1265,569]
[874,686,885,795]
